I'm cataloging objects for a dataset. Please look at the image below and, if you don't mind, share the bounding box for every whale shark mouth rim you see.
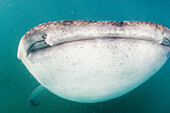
[17,21,170,59]
[27,36,170,56]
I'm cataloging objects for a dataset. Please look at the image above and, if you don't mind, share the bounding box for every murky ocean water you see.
[0,0,170,113]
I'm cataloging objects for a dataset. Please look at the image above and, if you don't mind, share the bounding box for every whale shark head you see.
[17,21,170,103]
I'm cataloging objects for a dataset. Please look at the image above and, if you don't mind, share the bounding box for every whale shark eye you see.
[161,38,170,47]
[41,32,47,39]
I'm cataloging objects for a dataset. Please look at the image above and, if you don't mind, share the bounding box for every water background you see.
[0,0,170,113]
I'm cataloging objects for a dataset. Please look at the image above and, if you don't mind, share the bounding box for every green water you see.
[0,0,170,113]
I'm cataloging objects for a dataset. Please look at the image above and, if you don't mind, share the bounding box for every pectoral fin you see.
[28,85,50,106]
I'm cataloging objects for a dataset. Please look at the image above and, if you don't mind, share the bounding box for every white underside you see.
[22,39,169,103]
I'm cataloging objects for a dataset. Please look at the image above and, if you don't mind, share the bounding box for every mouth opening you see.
[27,36,170,56]
[27,40,50,55]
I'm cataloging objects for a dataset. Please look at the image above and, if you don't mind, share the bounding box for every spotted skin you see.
[23,20,170,39]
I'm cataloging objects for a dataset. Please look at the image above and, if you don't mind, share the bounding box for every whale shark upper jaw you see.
[17,21,170,59]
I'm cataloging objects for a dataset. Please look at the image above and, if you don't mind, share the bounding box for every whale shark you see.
[17,20,170,106]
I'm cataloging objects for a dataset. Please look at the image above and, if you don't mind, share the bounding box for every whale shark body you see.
[17,20,170,105]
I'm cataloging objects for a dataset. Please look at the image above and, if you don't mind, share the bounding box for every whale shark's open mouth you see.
[17,20,170,59]
[27,37,170,56]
